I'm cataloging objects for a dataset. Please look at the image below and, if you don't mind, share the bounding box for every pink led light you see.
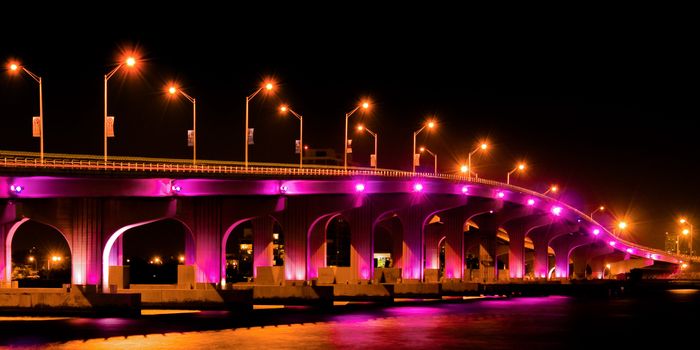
[527,198,535,206]
[355,183,365,192]
[551,206,562,216]
[626,248,634,254]
[9,185,23,193]
[593,229,600,235]
[414,183,424,192]
[609,241,616,246]
[497,191,505,198]
[461,185,469,194]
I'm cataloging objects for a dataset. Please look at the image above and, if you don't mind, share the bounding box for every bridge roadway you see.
[0,151,690,310]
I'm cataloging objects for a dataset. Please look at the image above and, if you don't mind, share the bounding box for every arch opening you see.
[7,219,72,288]
[326,215,351,267]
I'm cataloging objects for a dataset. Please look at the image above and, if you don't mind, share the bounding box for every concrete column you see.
[531,233,551,279]
[424,222,443,270]
[397,205,425,280]
[193,198,222,284]
[442,213,464,280]
[503,215,552,279]
[252,216,275,277]
[71,198,102,286]
[551,234,594,279]
[347,205,372,281]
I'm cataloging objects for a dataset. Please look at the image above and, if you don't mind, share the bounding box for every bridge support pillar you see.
[347,205,373,281]
[193,199,222,284]
[253,216,275,277]
[71,198,103,286]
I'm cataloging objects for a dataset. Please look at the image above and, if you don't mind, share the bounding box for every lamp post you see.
[680,218,694,257]
[168,85,197,165]
[543,185,558,195]
[279,105,304,168]
[506,163,526,185]
[245,82,274,168]
[419,146,437,174]
[8,62,43,163]
[357,125,378,168]
[468,143,488,179]
[591,206,605,220]
[104,56,137,163]
[344,101,370,170]
[412,120,436,172]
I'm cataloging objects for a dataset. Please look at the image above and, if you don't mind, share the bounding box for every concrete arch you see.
[102,217,195,291]
[5,218,73,283]
[306,212,340,279]
[372,213,404,271]
[221,215,284,285]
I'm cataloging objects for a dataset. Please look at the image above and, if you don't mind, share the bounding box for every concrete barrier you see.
[0,286,140,316]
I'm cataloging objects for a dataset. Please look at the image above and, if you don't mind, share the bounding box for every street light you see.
[104,55,138,163]
[419,146,437,174]
[167,85,197,165]
[245,81,275,168]
[357,124,378,168]
[679,218,694,257]
[543,185,558,195]
[591,206,605,220]
[344,101,370,170]
[615,221,628,237]
[279,105,304,168]
[8,61,44,163]
[468,142,488,179]
[413,120,436,172]
[506,163,526,185]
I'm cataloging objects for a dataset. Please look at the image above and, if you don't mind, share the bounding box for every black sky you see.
[1,9,696,249]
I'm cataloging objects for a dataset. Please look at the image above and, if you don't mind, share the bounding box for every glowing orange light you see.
[125,57,136,67]
[419,147,425,152]
[168,86,177,95]
[427,121,435,129]
[265,83,274,90]
[304,145,309,150]
[460,165,468,173]
[280,105,288,112]
[9,63,18,71]
[679,218,687,224]
[179,255,185,263]
[599,206,605,211]
[481,143,488,150]
[518,163,526,170]
[357,125,364,131]
[683,229,690,235]
[618,221,628,230]
[550,185,558,193]
[362,102,369,109]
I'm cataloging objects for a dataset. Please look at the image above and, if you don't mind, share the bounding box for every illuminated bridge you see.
[0,151,691,310]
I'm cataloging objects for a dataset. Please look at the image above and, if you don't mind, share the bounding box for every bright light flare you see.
[527,199,536,206]
[609,241,616,246]
[280,105,288,112]
[461,185,469,194]
[168,86,177,95]
[683,229,690,235]
[618,221,628,230]
[460,165,468,173]
[551,206,562,216]
[680,218,687,224]
[355,183,365,192]
[357,125,364,131]
[413,183,424,192]
[9,63,19,71]
[361,102,369,109]
[550,185,558,193]
[265,82,274,90]
[480,143,488,150]
[497,191,505,198]
[518,163,526,170]
[593,229,600,235]
[427,121,436,129]
[125,56,136,67]
[419,147,425,152]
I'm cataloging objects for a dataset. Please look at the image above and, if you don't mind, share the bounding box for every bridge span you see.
[0,152,687,305]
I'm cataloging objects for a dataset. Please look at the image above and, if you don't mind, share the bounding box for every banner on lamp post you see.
[370,154,377,167]
[32,117,41,137]
[413,153,420,166]
[295,140,301,154]
[187,130,194,147]
[106,116,115,137]
[346,139,352,154]
[248,128,254,145]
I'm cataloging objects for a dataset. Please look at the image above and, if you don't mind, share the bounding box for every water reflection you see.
[2,291,699,349]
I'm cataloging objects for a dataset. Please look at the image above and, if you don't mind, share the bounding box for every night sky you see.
[1,11,695,250]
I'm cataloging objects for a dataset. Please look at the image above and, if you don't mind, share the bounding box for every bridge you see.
[0,150,691,311]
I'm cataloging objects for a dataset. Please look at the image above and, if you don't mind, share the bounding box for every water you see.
[2,290,699,349]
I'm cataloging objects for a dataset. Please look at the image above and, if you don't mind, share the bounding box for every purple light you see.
[609,241,616,246]
[171,185,182,193]
[461,185,469,194]
[414,183,424,192]
[9,185,23,194]
[593,228,600,235]
[497,191,505,198]
[551,206,562,216]
[280,185,288,194]
[527,198,535,206]
[355,183,365,192]
[626,248,634,254]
